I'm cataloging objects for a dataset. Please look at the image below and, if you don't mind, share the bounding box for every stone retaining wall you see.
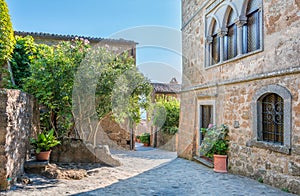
[100,114,131,150]
[0,89,39,190]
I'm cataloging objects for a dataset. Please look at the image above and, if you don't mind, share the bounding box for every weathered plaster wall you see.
[0,89,39,190]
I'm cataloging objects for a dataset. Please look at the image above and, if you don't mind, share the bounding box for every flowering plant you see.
[199,124,229,158]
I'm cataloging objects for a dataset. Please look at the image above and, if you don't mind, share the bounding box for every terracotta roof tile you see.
[151,83,181,93]
[14,31,137,44]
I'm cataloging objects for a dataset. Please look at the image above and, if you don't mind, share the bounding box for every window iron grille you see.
[247,12,260,52]
[247,0,261,15]
[212,35,219,65]
[261,93,284,145]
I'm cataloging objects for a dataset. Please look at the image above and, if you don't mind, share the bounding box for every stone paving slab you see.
[2,147,294,196]
[74,157,294,196]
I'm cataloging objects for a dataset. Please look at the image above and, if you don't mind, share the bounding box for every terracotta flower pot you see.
[36,150,51,161]
[213,154,227,173]
[143,143,149,147]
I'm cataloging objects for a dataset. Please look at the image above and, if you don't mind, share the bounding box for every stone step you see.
[24,160,49,174]
[193,156,214,168]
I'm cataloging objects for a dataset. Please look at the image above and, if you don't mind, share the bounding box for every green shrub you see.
[151,96,180,135]
[10,36,37,89]
[140,133,150,144]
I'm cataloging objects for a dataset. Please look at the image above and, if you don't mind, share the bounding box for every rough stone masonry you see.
[0,89,39,190]
[179,0,300,194]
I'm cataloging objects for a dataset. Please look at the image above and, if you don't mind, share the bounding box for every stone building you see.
[147,78,181,151]
[179,0,300,193]
[15,31,136,59]
[151,77,181,100]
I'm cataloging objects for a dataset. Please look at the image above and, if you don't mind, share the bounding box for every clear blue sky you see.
[6,0,182,83]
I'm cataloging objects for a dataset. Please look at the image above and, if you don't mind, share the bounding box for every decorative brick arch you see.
[252,84,292,150]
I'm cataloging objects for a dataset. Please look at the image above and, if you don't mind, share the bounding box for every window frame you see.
[198,100,216,148]
[204,0,264,69]
[259,93,284,145]
[224,9,237,61]
[249,85,292,155]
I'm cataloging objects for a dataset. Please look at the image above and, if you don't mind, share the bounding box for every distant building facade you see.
[151,77,181,100]
[148,78,181,151]
[180,0,300,193]
[15,31,136,59]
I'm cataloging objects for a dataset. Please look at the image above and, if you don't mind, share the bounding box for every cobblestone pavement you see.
[3,145,294,196]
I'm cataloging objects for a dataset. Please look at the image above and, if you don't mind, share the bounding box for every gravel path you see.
[2,145,294,196]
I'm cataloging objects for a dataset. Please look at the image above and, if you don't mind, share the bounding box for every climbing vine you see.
[0,0,15,87]
[10,36,37,89]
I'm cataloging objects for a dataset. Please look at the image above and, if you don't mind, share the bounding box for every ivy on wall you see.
[0,0,15,87]
[10,36,37,89]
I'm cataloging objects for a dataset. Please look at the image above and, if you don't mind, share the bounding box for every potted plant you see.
[29,129,61,161]
[140,133,150,146]
[199,124,229,173]
[136,135,141,143]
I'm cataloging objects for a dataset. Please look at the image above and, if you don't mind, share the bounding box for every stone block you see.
[289,162,300,176]
[24,160,48,174]
[288,179,300,195]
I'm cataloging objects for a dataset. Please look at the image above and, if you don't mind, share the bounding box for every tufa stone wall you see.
[50,138,120,167]
[100,114,131,150]
[156,132,177,152]
[180,0,300,194]
[0,89,39,190]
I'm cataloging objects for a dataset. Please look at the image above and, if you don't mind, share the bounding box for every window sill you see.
[205,49,263,70]
[246,139,291,155]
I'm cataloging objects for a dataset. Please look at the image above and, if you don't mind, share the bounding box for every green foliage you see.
[23,38,152,138]
[97,52,152,125]
[29,129,61,153]
[0,0,15,86]
[151,96,180,135]
[140,133,150,144]
[199,124,229,158]
[257,177,264,183]
[24,38,90,136]
[281,188,290,193]
[9,36,37,89]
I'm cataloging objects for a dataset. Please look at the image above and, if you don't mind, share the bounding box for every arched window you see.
[224,8,237,60]
[251,85,292,154]
[211,20,219,65]
[260,93,284,144]
[243,0,261,53]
